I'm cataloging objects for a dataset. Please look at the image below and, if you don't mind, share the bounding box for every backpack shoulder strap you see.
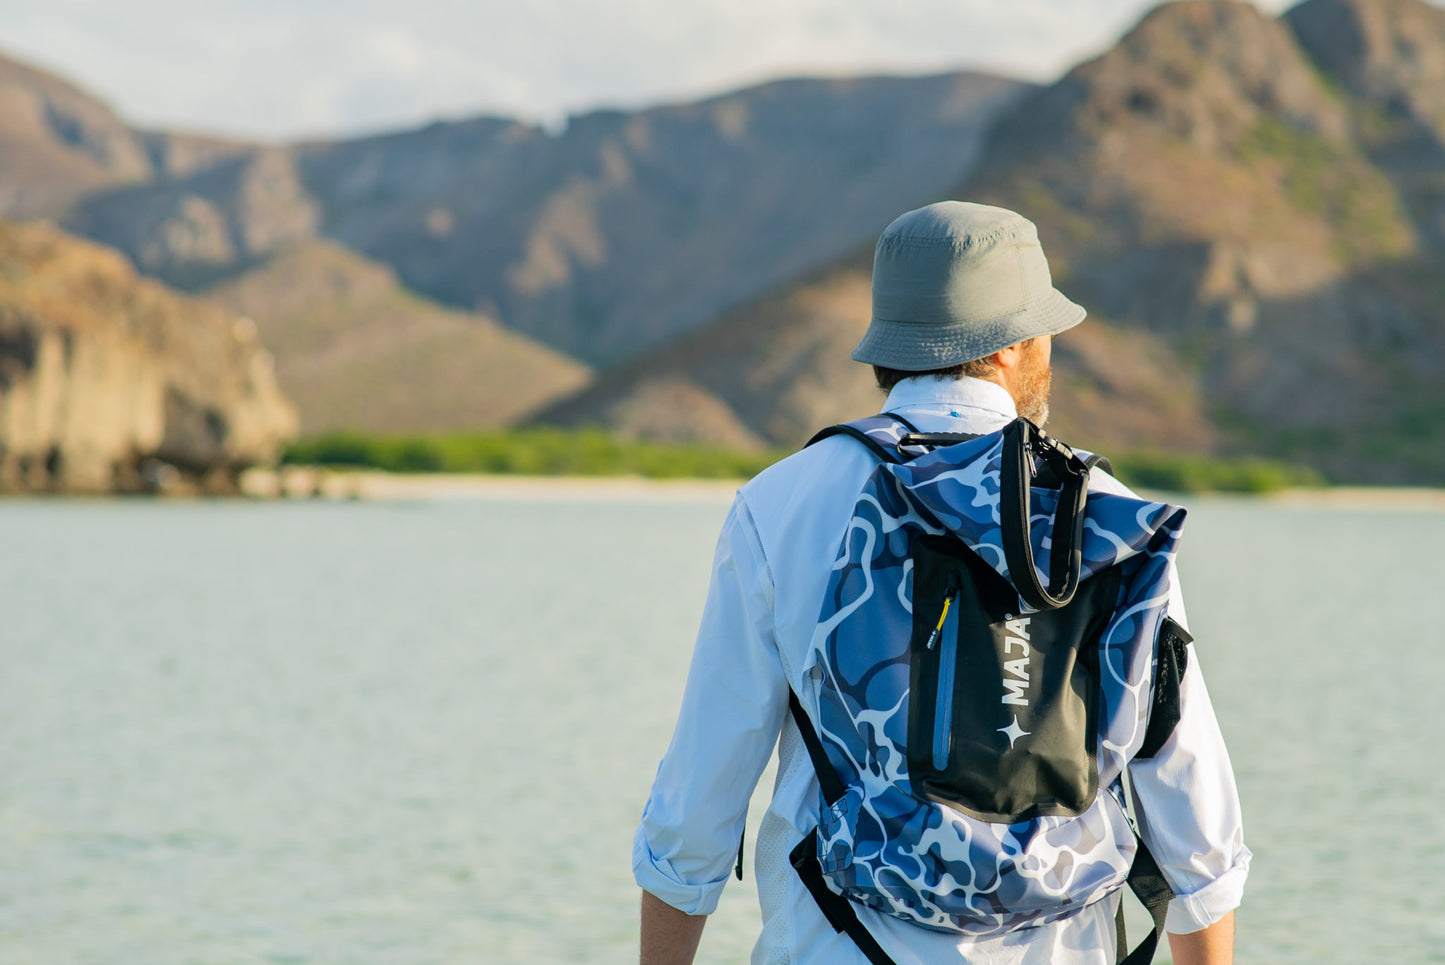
[1116,835,1175,965]
[805,412,921,464]
[787,689,847,805]
[787,690,900,965]
[790,829,900,965]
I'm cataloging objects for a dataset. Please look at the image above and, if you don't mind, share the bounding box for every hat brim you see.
[850,288,1086,371]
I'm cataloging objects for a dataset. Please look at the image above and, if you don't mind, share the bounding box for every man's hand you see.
[640,890,708,965]
[1167,910,1235,965]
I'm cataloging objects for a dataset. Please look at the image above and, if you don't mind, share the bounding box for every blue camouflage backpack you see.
[785,414,1192,965]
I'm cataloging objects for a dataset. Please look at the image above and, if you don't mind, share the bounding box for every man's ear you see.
[986,340,1033,401]
[990,341,1027,375]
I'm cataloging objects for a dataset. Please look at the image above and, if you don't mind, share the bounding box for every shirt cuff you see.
[632,824,731,916]
[1165,845,1252,934]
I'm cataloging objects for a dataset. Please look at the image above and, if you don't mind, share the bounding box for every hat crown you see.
[876,201,1039,251]
[871,202,1055,322]
[852,201,1084,370]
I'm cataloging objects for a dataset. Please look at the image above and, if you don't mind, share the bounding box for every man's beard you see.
[1013,339,1052,426]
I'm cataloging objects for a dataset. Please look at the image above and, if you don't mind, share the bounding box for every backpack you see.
[786,414,1192,965]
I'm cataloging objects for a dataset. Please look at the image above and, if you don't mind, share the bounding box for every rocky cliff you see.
[0,220,297,493]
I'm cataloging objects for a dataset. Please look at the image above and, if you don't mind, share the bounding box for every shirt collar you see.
[881,375,1018,418]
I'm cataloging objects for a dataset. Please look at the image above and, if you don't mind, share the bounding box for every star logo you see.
[998,715,1031,749]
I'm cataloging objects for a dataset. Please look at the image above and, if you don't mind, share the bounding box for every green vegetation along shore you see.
[284,429,1324,494]
[283,429,788,480]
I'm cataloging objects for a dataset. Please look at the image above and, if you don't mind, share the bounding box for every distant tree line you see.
[282,428,786,480]
[284,429,1324,494]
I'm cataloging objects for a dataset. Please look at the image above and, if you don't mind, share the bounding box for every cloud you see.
[0,0,1303,141]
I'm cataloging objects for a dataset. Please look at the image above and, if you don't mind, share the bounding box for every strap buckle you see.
[1028,425,1090,476]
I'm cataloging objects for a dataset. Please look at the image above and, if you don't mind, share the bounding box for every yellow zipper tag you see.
[925,592,955,651]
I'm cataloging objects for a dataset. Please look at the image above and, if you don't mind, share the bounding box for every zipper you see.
[931,583,960,773]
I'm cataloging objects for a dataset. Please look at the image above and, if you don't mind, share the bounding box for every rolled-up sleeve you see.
[633,495,787,915]
[1128,598,1252,934]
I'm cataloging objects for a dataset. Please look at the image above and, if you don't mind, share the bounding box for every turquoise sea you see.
[1,493,1442,964]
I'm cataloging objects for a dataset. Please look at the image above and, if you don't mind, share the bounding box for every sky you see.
[4,0,1295,143]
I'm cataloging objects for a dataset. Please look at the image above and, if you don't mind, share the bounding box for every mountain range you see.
[539,0,1445,483]
[12,63,1026,363]
[2,0,1442,485]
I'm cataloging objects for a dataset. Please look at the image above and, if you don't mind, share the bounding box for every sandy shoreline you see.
[239,467,1445,509]
[240,467,743,502]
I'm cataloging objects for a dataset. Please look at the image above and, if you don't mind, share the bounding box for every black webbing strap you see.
[805,412,922,465]
[899,431,981,448]
[1116,836,1175,965]
[786,691,899,963]
[787,689,847,805]
[790,830,900,965]
[806,424,903,464]
[999,418,1092,611]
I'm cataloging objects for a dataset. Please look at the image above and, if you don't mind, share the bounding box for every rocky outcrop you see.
[0,220,297,493]
[1287,0,1445,140]
[65,148,319,290]
[959,0,1442,481]
[1287,0,1445,249]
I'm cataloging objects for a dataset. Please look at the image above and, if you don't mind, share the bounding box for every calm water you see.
[1,494,1442,964]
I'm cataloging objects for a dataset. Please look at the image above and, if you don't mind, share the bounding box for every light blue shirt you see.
[634,376,1250,964]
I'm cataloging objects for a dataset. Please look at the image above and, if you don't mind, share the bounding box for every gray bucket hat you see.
[851,201,1085,370]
